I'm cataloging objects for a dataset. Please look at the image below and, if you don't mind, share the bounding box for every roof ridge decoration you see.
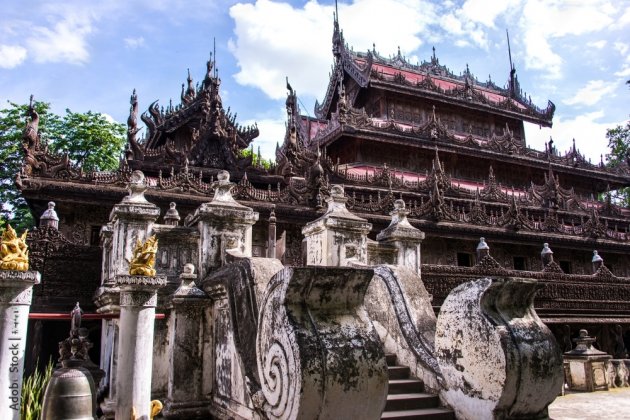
[124,54,259,171]
[20,95,78,180]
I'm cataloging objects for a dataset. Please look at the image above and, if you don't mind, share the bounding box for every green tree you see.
[606,120,630,207]
[0,101,62,231]
[0,100,126,231]
[53,110,125,172]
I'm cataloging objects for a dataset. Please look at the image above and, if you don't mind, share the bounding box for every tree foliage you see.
[606,120,630,207]
[0,100,126,231]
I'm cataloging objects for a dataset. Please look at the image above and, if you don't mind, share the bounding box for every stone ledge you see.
[0,270,41,285]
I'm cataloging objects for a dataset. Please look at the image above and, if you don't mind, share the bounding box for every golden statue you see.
[130,400,163,420]
[129,235,158,276]
[0,224,29,271]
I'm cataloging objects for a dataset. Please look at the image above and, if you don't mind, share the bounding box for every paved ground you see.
[549,388,630,420]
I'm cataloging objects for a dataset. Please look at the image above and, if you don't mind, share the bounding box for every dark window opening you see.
[457,252,472,267]
[90,226,101,246]
[513,256,526,271]
[559,260,572,274]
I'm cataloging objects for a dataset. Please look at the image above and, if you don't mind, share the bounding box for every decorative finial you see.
[40,201,59,229]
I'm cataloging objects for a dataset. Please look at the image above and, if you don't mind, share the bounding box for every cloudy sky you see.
[1,0,628,162]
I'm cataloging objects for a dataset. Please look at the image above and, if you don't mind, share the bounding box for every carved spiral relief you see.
[256,271,300,420]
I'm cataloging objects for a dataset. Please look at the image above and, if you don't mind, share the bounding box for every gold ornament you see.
[0,224,29,271]
[129,235,158,276]
[130,400,162,420]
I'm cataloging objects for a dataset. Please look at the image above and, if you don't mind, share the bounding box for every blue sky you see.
[1,0,629,162]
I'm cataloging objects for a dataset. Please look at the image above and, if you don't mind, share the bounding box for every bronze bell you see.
[41,365,96,420]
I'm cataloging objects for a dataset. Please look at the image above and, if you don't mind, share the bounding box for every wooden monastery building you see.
[16,19,630,372]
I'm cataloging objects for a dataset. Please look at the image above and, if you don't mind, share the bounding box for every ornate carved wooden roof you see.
[125,57,259,172]
[315,20,555,128]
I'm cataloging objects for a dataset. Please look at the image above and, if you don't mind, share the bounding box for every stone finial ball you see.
[394,199,405,210]
[48,201,55,209]
[130,170,145,184]
[331,185,344,196]
[217,170,230,182]
[183,263,195,275]
[169,202,176,209]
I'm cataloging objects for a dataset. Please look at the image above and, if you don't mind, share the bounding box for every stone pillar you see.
[94,170,161,418]
[267,207,277,259]
[163,264,211,418]
[541,242,554,267]
[302,185,372,267]
[564,329,611,392]
[0,270,40,419]
[114,274,166,419]
[108,171,161,278]
[376,199,425,275]
[187,170,258,280]
[592,250,604,273]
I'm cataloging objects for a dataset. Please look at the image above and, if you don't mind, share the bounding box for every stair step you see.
[385,353,397,366]
[385,393,440,411]
[389,379,424,394]
[381,407,455,420]
[388,366,410,380]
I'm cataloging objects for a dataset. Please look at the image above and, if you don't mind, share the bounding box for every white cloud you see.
[228,0,436,100]
[124,37,145,49]
[563,80,618,107]
[614,65,630,77]
[519,0,616,79]
[524,110,619,162]
[241,108,287,160]
[586,40,607,49]
[458,0,516,28]
[0,44,27,68]
[26,8,94,64]
[614,41,629,57]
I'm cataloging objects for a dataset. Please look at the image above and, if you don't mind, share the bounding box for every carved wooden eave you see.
[312,121,630,190]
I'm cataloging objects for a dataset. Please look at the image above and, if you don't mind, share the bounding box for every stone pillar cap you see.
[163,202,181,224]
[476,237,489,250]
[40,201,59,223]
[592,250,603,263]
[122,170,150,204]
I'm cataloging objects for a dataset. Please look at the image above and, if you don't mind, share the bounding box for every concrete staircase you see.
[381,354,455,420]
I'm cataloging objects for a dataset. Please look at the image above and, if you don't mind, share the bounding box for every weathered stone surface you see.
[114,274,166,420]
[366,265,441,391]
[376,199,425,276]
[188,170,259,279]
[302,185,372,267]
[163,266,211,419]
[0,270,40,420]
[435,277,563,420]
[256,266,388,420]
[201,257,284,417]
[564,329,611,392]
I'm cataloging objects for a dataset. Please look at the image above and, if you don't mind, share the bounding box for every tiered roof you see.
[315,20,555,126]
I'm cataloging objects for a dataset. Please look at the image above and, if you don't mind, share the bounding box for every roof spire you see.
[506,29,518,98]
[213,37,217,78]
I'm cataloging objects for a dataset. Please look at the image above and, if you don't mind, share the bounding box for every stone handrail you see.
[436,277,563,420]
[201,257,284,399]
[255,266,388,420]
[367,265,443,390]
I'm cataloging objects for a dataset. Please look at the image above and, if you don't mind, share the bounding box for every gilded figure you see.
[129,235,158,276]
[0,224,29,271]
